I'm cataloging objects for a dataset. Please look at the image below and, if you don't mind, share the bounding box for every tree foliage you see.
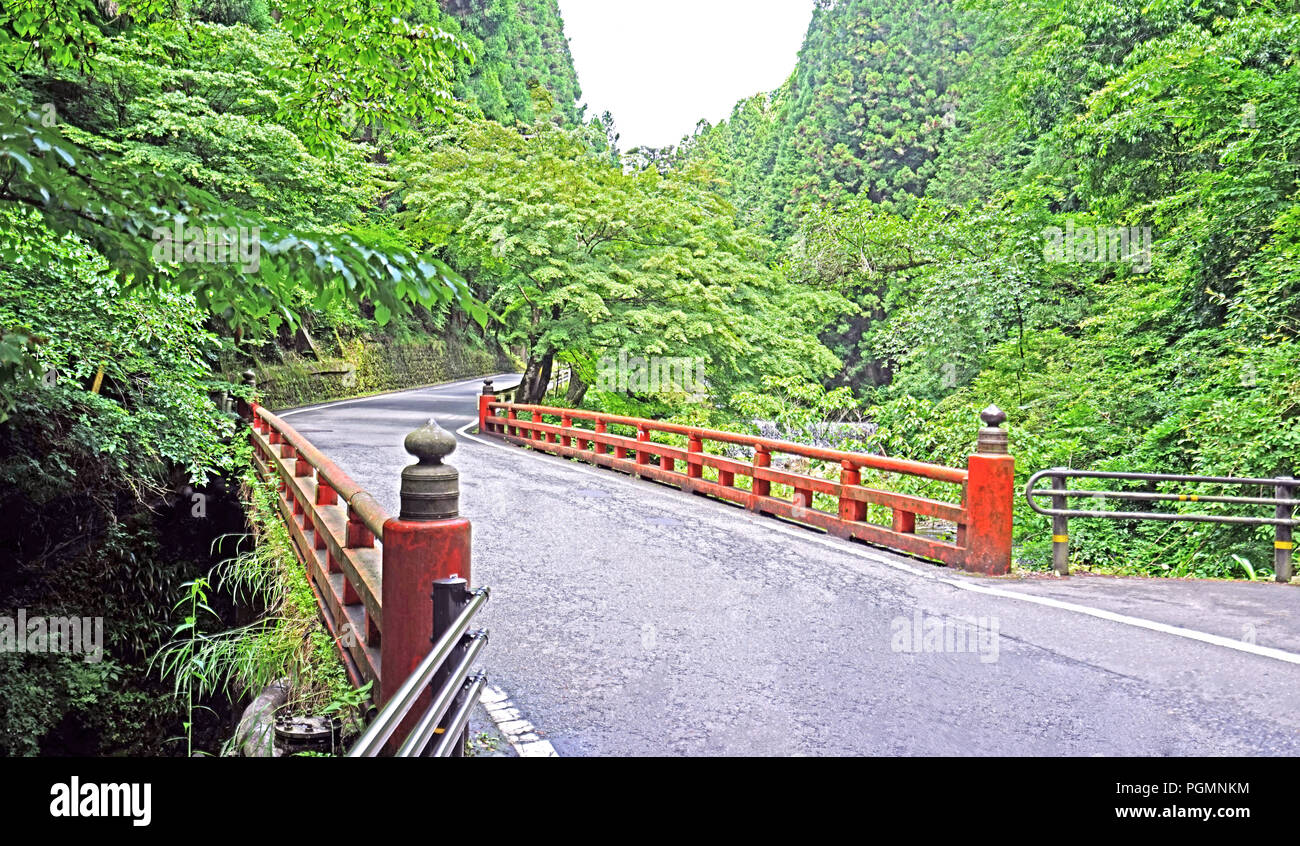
[399,114,843,406]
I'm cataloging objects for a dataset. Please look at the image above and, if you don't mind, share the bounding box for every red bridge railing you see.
[479,384,1014,575]
[240,373,477,750]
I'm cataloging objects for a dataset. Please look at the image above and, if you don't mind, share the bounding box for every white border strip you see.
[459,422,1300,667]
[479,685,558,757]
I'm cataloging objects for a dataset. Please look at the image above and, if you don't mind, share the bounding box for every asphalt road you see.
[281,375,1300,756]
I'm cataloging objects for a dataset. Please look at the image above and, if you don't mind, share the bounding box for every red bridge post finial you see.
[380,419,471,745]
[962,405,1014,575]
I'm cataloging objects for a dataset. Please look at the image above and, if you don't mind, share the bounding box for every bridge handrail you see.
[478,386,1015,575]
[252,404,388,539]
[239,372,479,752]
[489,400,968,484]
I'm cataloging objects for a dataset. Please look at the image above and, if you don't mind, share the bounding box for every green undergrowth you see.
[154,442,358,755]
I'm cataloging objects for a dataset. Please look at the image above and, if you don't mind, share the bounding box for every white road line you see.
[458,421,1300,667]
[277,374,517,418]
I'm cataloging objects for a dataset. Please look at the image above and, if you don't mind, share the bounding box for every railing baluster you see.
[892,509,916,534]
[347,503,374,549]
[687,434,703,479]
[635,426,649,469]
[752,445,771,499]
[839,461,865,523]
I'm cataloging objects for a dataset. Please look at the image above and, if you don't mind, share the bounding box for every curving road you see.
[281,375,1300,756]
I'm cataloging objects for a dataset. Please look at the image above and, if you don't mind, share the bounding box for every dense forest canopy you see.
[0,0,1297,754]
[677,0,1300,578]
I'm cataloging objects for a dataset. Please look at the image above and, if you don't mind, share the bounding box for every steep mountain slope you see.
[437,0,584,125]
[685,0,971,238]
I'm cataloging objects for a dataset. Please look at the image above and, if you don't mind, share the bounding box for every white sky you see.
[557,1,816,150]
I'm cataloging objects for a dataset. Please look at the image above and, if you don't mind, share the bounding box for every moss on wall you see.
[249,334,516,411]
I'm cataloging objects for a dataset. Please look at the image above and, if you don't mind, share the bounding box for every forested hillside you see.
[678,0,1300,579]
[684,0,971,239]
[0,0,597,754]
[1,0,1297,756]
[0,0,832,753]
[436,0,584,125]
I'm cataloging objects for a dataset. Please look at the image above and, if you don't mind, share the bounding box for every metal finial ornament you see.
[976,404,1008,455]
[399,418,459,520]
[482,379,495,395]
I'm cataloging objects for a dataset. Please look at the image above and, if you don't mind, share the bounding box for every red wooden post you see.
[839,461,866,523]
[507,407,518,437]
[752,446,771,498]
[962,405,1014,575]
[635,426,650,468]
[533,410,545,441]
[478,380,496,434]
[614,421,628,459]
[594,418,607,455]
[688,434,703,479]
[380,420,472,748]
[892,510,916,534]
[560,414,572,448]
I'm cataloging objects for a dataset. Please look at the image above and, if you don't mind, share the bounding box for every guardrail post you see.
[381,419,472,739]
[962,405,1014,575]
[594,418,607,455]
[1051,471,1070,575]
[687,434,703,479]
[561,413,572,447]
[1276,476,1294,583]
[431,577,471,758]
[478,380,495,434]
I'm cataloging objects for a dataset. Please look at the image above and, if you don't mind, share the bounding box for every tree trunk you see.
[519,349,554,404]
[565,370,588,406]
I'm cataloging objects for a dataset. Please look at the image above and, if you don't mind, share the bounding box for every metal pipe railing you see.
[395,637,487,757]
[1026,468,1297,580]
[429,673,488,757]
[347,588,488,757]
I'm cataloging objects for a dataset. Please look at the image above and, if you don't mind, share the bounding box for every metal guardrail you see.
[1026,468,1297,581]
[349,578,489,757]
